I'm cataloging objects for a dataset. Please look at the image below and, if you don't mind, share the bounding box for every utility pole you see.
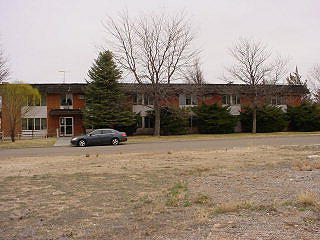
[58,70,68,83]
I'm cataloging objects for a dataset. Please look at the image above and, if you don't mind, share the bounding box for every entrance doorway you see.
[59,117,73,136]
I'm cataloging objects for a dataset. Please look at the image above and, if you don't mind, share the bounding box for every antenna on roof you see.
[58,70,68,83]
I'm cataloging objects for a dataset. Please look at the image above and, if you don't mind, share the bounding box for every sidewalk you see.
[54,137,72,147]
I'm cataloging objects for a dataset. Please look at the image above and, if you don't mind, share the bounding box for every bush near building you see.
[240,105,288,133]
[192,103,238,134]
[287,104,320,131]
[147,106,189,135]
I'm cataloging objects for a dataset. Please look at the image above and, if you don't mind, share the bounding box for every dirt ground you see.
[1,145,320,240]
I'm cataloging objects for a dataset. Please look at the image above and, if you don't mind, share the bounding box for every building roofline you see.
[26,82,309,95]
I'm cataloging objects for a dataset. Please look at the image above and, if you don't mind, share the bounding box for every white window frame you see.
[22,118,47,130]
[26,94,47,106]
[183,95,198,106]
[60,93,73,109]
[222,95,240,105]
[271,96,287,105]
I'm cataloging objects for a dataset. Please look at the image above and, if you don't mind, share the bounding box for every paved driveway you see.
[53,137,72,146]
[0,135,319,159]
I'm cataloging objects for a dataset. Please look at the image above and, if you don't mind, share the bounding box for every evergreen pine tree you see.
[84,51,137,133]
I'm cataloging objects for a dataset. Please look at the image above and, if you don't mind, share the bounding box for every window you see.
[222,95,230,105]
[22,119,27,130]
[232,95,240,105]
[27,97,34,106]
[144,95,154,105]
[202,95,211,101]
[145,116,154,128]
[27,118,34,130]
[102,130,113,134]
[186,95,192,105]
[271,96,287,105]
[222,95,240,105]
[41,118,47,130]
[22,118,47,130]
[91,130,103,135]
[35,97,41,106]
[133,94,143,105]
[180,94,198,106]
[35,118,41,130]
[61,94,73,106]
[26,94,46,106]
[41,95,47,106]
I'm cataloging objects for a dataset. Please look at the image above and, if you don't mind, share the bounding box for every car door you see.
[87,130,102,145]
[101,130,114,144]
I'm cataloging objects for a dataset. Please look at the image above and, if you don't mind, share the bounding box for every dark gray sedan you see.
[71,129,127,147]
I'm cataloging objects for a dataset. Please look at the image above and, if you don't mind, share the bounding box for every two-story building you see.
[0,83,308,137]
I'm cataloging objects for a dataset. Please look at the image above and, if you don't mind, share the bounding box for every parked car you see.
[71,129,127,147]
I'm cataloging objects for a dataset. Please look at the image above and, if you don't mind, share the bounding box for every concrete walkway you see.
[53,137,72,147]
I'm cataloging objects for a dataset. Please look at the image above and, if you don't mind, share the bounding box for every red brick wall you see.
[47,93,85,137]
[287,95,302,106]
[47,93,60,137]
[73,94,85,109]
[73,116,85,136]
[199,94,222,105]
[160,94,180,107]
[240,95,301,108]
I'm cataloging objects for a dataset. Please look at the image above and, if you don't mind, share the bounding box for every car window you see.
[102,130,113,134]
[91,130,102,135]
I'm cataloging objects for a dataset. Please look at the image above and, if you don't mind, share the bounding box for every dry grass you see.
[213,201,253,214]
[0,137,56,149]
[213,201,277,215]
[293,159,320,171]
[1,145,320,239]
[297,192,320,209]
[193,193,211,205]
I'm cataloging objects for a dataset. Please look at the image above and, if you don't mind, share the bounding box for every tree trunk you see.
[153,98,161,136]
[252,107,257,134]
[10,129,15,142]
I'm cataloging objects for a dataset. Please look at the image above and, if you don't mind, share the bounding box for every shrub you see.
[240,105,288,133]
[147,106,189,135]
[287,104,320,131]
[115,113,140,136]
[193,103,238,134]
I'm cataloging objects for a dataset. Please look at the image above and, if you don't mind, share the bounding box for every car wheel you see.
[111,138,119,145]
[78,139,87,147]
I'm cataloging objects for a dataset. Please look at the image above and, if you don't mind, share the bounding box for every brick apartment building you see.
[0,83,308,138]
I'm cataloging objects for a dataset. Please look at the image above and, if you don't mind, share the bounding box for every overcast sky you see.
[0,0,319,84]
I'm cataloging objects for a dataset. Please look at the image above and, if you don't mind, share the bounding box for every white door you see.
[59,117,73,136]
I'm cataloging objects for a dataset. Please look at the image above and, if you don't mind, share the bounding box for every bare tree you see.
[309,64,320,103]
[184,58,205,84]
[226,38,287,133]
[104,11,197,136]
[0,47,9,83]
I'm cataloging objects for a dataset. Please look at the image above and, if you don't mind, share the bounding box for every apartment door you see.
[59,117,73,136]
